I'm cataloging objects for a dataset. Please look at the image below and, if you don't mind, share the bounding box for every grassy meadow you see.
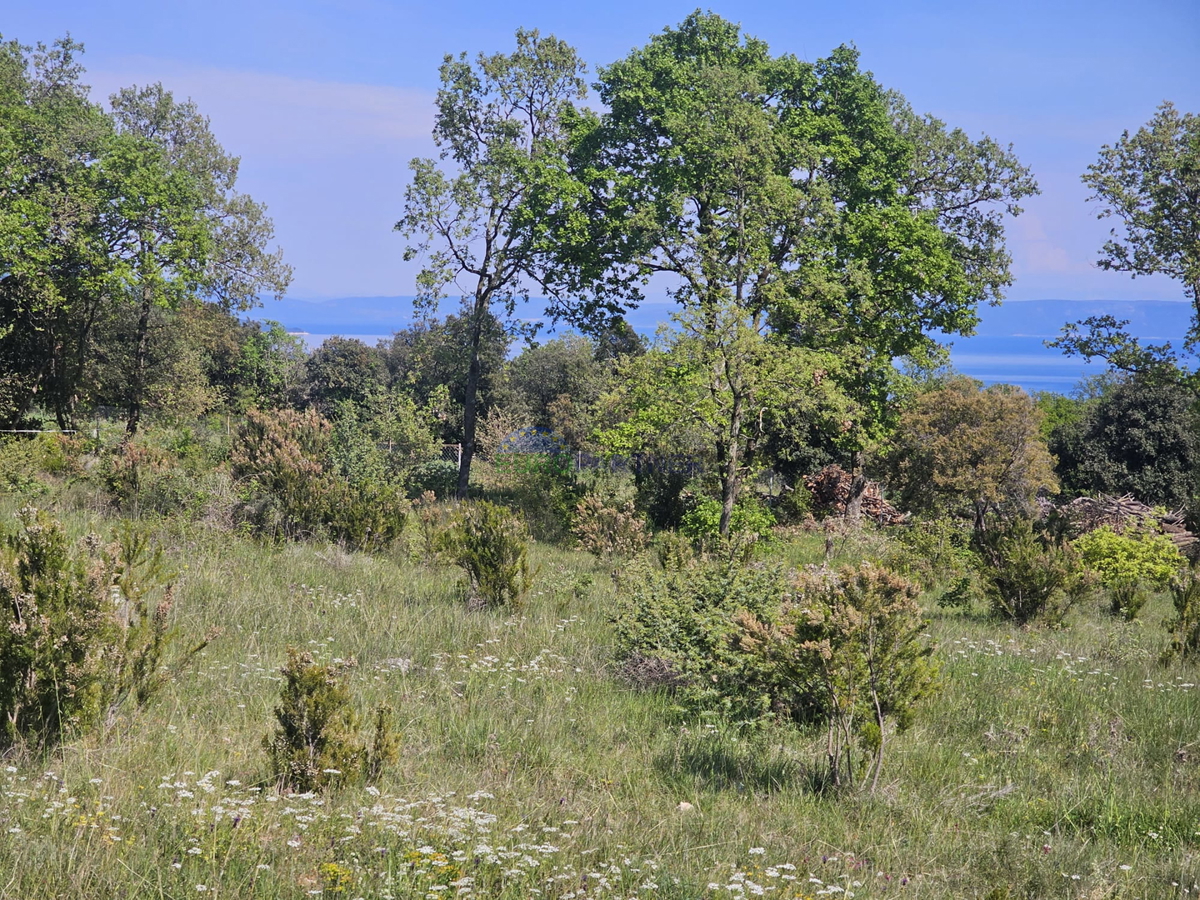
[1,433,1200,900]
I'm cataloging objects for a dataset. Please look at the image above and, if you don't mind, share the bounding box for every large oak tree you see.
[564,13,1037,533]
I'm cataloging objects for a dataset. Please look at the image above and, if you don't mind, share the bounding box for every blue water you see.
[264,296,1194,397]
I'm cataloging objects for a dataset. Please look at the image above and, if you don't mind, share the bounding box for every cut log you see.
[803,464,907,526]
[1056,493,1196,549]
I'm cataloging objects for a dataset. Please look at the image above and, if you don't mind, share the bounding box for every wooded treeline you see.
[2,15,1198,534]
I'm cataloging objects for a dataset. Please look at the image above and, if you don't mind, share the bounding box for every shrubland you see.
[1,416,1199,900]
[1,15,1199,900]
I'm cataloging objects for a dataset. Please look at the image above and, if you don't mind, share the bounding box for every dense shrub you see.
[407,459,460,499]
[977,518,1092,625]
[1049,374,1200,507]
[680,495,776,548]
[0,434,78,496]
[263,648,398,792]
[1073,525,1184,619]
[438,501,535,609]
[611,558,806,725]
[0,508,209,751]
[773,480,814,525]
[231,408,407,548]
[884,518,977,591]
[635,467,692,530]
[328,392,438,491]
[573,495,649,558]
[1168,561,1200,659]
[736,564,938,790]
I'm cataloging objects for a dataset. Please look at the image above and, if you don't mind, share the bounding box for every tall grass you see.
[1,465,1199,897]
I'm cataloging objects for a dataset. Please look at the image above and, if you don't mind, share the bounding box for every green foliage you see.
[381,312,510,445]
[232,320,305,410]
[773,480,814,525]
[504,334,607,447]
[572,13,1036,513]
[0,36,112,429]
[396,29,589,496]
[0,433,86,496]
[437,501,535,609]
[1080,102,1200,342]
[572,495,649,558]
[1074,525,1186,620]
[680,495,776,548]
[102,440,202,516]
[1073,525,1184,587]
[263,648,397,793]
[1167,560,1200,659]
[0,507,208,751]
[301,337,388,413]
[736,564,938,790]
[328,389,439,491]
[977,518,1091,625]
[936,575,982,610]
[231,408,408,549]
[884,518,977,591]
[1048,373,1200,507]
[612,557,813,725]
[407,460,460,500]
[884,377,1058,531]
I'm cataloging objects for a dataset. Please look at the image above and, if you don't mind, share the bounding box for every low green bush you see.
[0,508,209,752]
[977,518,1092,625]
[736,564,939,790]
[438,501,535,609]
[611,557,804,725]
[407,459,459,499]
[885,518,977,591]
[1167,560,1200,660]
[1073,525,1185,620]
[263,647,398,793]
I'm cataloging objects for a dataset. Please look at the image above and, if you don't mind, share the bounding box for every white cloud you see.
[88,58,436,163]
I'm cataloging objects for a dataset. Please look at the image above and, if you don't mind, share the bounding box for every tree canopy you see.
[396,29,590,498]
[556,12,1037,531]
[1082,102,1200,339]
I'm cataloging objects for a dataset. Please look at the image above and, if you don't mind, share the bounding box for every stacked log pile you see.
[1059,493,1196,550]
[803,464,907,525]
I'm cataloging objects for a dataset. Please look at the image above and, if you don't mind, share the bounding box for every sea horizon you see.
[260,296,1194,396]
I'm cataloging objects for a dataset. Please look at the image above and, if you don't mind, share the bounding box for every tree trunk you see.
[455,292,487,500]
[844,450,867,520]
[125,281,154,438]
[718,373,745,537]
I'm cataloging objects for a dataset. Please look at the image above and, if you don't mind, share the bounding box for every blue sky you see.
[7,0,1199,305]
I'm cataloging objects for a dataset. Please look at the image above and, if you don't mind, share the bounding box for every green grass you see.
[2,470,1200,899]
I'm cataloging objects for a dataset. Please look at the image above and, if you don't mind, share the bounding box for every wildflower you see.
[748,847,766,855]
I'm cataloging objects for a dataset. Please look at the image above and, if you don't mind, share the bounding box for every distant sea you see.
[262,295,1194,396]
